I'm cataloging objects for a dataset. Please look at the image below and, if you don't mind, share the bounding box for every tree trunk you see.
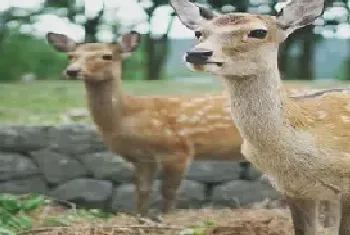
[144,9,174,80]
[84,6,104,43]
[299,26,314,80]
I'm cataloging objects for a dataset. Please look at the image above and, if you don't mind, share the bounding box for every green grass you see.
[0,79,349,125]
[0,80,224,125]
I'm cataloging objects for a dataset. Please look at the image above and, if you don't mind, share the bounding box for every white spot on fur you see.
[317,111,327,119]
[206,115,222,120]
[152,119,162,126]
[181,102,195,108]
[341,115,350,123]
[196,110,204,116]
[190,116,200,122]
[191,98,206,103]
[179,129,188,135]
[223,106,231,113]
[200,105,213,112]
[212,123,231,128]
[177,115,188,122]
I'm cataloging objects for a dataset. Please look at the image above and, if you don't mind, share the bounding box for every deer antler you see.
[276,0,326,33]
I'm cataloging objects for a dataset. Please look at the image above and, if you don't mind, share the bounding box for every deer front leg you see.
[286,196,317,235]
[321,200,340,233]
[339,195,350,235]
[133,160,159,216]
[161,154,189,213]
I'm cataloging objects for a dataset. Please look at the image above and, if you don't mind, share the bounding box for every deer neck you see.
[84,64,124,135]
[220,51,293,149]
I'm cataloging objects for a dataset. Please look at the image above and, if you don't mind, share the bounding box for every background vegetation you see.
[0,0,349,82]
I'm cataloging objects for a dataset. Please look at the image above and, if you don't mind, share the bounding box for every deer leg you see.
[286,196,317,235]
[239,161,251,179]
[322,200,340,230]
[133,161,159,216]
[339,195,350,235]
[161,154,189,213]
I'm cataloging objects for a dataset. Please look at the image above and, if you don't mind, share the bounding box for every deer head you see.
[46,31,140,81]
[170,0,325,76]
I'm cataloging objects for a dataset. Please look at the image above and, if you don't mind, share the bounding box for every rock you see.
[185,161,241,183]
[176,180,205,209]
[212,179,281,208]
[111,180,205,212]
[0,176,47,194]
[50,179,112,209]
[77,152,133,183]
[0,152,38,181]
[111,182,161,212]
[30,149,86,184]
[48,124,107,155]
[0,126,50,152]
[241,163,262,180]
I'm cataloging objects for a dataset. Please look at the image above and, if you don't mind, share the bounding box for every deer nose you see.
[66,68,81,78]
[185,48,213,64]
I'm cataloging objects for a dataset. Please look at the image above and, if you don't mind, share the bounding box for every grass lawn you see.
[0,79,349,125]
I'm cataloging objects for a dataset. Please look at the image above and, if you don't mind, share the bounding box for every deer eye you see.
[194,31,202,39]
[102,54,113,60]
[248,29,267,39]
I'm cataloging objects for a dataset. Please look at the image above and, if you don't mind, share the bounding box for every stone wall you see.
[0,124,281,212]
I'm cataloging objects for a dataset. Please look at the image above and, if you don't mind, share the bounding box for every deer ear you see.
[46,32,76,52]
[276,0,325,38]
[170,0,206,30]
[120,31,140,56]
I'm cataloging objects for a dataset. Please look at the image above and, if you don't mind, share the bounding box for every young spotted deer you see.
[46,31,313,218]
[171,0,350,234]
[46,31,247,217]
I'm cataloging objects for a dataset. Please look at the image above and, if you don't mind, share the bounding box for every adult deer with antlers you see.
[171,0,350,234]
[46,31,314,219]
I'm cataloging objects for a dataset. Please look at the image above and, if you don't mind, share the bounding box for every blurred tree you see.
[0,4,67,81]
[44,0,103,43]
[138,0,173,80]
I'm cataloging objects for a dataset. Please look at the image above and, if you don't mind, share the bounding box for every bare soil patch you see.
[20,208,337,235]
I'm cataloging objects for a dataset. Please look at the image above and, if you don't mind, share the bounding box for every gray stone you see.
[50,179,112,208]
[176,180,205,209]
[244,165,262,180]
[31,149,86,184]
[111,180,205,212]
[185,161,241,183]
[0,152,38,181]
[77,152,133,183]
[111,182,161,212]
[239,162,262,180]
[48,124,107,155]
[212,179,281,208]
[0,176,47,194]
[0,126,50,152]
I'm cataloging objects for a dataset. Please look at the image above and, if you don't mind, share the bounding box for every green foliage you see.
[0,194,45,232]
[0,31,67,81]
[41,208,113,228]
[0,193,115,233]
[122,36,147,80]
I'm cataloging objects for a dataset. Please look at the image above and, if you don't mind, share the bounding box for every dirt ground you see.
[20,207,338,235]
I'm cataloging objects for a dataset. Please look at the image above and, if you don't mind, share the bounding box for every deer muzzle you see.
[185,48,213,65]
